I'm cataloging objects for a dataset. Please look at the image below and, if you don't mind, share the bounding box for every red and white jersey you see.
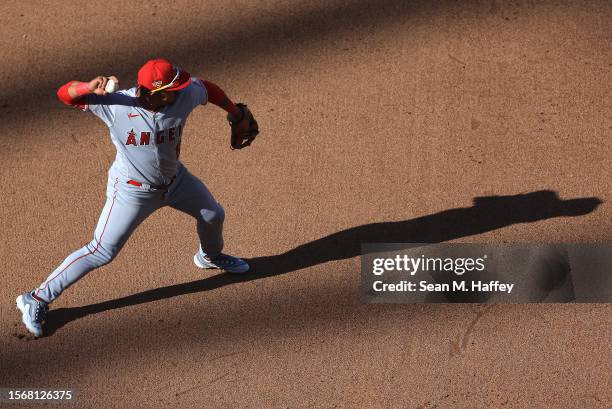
[81,78,207,186]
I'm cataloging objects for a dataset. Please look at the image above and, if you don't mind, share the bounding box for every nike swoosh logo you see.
[128,113,141,118]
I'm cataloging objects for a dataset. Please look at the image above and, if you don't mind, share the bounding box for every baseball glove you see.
[228,103,259,150]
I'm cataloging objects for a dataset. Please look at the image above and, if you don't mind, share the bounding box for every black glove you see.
[228,103,259,150]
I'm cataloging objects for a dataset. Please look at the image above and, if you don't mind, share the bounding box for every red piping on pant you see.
[35,178,119,299]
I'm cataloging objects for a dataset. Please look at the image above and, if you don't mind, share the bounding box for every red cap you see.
[137,58,191,93]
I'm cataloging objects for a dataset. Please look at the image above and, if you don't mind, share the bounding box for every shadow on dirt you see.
[43,190,601,336]
[0,0,448,134]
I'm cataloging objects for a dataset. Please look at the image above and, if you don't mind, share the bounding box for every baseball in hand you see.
[105,78,118,93]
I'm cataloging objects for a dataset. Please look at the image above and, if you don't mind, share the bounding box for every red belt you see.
[127,178,175,190]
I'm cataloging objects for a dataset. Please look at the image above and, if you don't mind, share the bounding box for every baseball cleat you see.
[194,251,250,274]
[16,292,48,337]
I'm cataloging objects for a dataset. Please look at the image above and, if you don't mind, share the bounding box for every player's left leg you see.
[166,165,249,274]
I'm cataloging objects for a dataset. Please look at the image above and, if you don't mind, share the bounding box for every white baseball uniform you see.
[35,78,224,303]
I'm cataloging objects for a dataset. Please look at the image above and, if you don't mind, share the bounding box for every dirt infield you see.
[1,0,610,407]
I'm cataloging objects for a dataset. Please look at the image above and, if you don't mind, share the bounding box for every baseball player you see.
[16,58,259,337]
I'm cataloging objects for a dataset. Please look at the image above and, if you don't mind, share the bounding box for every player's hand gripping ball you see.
[88,76,119,95]
[105,78,118,93]
[228,103,259,150]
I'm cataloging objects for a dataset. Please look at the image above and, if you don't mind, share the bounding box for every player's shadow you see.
[43,190,601,336]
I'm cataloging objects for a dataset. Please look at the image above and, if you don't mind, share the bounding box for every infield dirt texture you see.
[1,1,610,408]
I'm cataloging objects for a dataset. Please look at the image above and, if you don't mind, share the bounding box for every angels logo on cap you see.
[138,58,191,94]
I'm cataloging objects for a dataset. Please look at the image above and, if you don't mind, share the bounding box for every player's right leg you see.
[17,176,159,336]
[33,177,160,302]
